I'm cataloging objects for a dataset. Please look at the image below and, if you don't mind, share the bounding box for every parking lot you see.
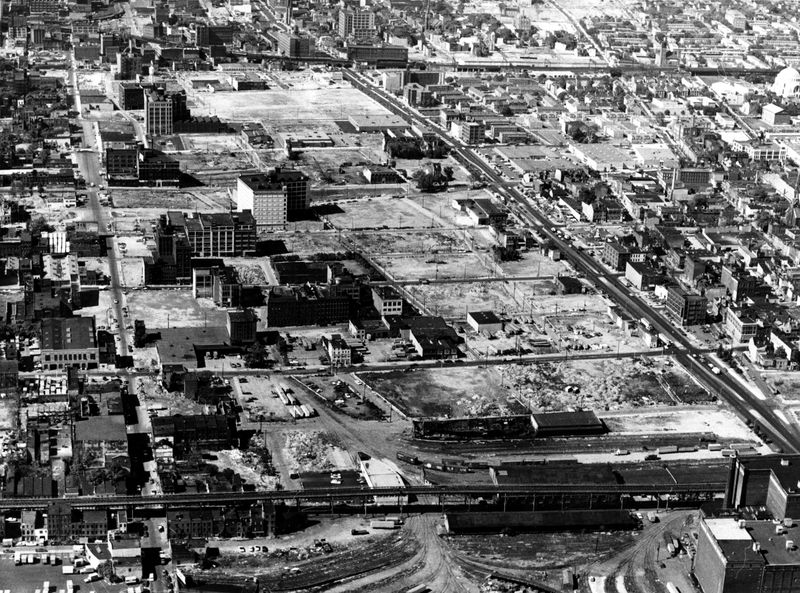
[0,554,120,593]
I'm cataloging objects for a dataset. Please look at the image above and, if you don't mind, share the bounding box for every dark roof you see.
[238,167,308,191]
[41,317,96,350]
[74,415,127,443]
[445,510,636,534]
[491,462,617,486]
[531,410,604,430]
[737,455,800,495]
[228,309,257,323]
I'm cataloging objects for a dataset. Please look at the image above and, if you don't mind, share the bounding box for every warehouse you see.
[695,517,800,593]
[531,410,606,437]
[444,510,637,534]
[412,415,535,440]
[725,454,800,520]
[489,462,618,487]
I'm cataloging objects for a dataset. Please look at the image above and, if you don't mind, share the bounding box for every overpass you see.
[0,481,727,511]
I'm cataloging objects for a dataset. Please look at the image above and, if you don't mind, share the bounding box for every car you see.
[113,299,119,304]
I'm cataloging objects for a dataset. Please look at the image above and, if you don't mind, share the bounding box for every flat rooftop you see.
[708,517,800,566]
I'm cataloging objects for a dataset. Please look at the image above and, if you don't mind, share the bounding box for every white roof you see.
[706,518,752,541]
[360,458,404,488]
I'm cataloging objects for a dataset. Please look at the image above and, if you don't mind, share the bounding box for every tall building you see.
[460,121,485,145]
[159,211,256,258]
[145,88,173,136]
[144,88,188,137]
[665,285,707,326]
[339,8,376,39]
[237,168,310,231]
[276,31,311,57]
[285,0,293,25]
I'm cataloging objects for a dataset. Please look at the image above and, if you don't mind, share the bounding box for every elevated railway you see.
[0,481,728,511]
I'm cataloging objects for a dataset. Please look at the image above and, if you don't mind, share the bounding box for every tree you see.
[29,215,53,235]
[499,104,515,117]
[97,560,114,581]
[244,342,271,369]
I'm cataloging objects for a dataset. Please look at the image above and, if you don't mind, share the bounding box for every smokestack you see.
[285,0,293,25]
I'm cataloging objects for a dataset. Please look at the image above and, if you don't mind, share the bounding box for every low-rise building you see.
[321,334,352,367]
[466,311,503,334]
[40,317,98,371]
[372,286,403,317]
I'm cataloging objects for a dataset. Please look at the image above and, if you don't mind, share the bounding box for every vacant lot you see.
[111,188,233,210]
[354,229,469,256]
[194,87,391,123]
[0,398,16,430]
[451,530,636,570]
[501,356,707,411]
[359,367,528,418]
[406,280,550,320]
[126,290,228,328]
[499,249,574,277]
[361,357,705,419]
[375,252,492,283]
[602,408,754,442]
[178,133,242,151]
[324,196,435,230]
[273,230,347,256]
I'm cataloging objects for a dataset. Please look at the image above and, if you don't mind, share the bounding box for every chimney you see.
[753,542,761,552]
[738,519,746,528]
[787,540,795,551]
[776,524,785,535]
[782,458,790,466]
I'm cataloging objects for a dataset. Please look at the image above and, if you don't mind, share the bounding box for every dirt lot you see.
[283,430,354,473]
[375,253,492,283]
[352,229,469,256]
[502,356,710,411]
[270,230,348,257]
[111,188,233,211]
[192,86,391,123]
[324,196,436,230]
[0,398,16,430]
[126,289,228,329]
[602,408,756,442]
[498,249,574,277]
[450,530,636,572]
[764,371,800,401]
[225,258,268,285]
[359,367,528,418]
[361,356,708,418]
[405,280,549,320]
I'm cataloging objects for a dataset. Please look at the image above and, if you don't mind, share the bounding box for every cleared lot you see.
[193,87,392,123]
[361,356,710,418]
[324,196,434,230]
[126,290,228,329]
